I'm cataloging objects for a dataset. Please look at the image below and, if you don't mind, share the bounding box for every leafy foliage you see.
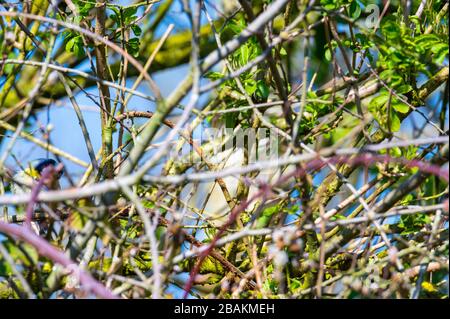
[0,0,448,300]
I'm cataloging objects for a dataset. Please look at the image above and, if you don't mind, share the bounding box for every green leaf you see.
[226,19,246,35]
[381,20,400,40]
[415,34,441,49]
[0,259,11,277]
[399,193,414,205]
[349,1,361,20]
[239,44,250,66]
[430,42,448,54]
[431,43,449,64]
[320,0,340,10]
[65,37,76,52]
[65,36,85,57]
[123,7,138,23]
[396,84,413,94]
[434,48,448,65]
[389,109,401,132]
[0,241,39,277]
[244,78,257,95]
[378,68,403,87]
[131,24,142,36]
[279,47,287,56]
[204,71,223,80]
[325,48,332,61]
[379,69,394,80]
[392,101,409,113]
[391,146,402,157]
[126,38,140,57]
[369,92,389,108]
[255,80,270,101]
[399,214,431,235]
[256,205,278,228]
[225,112,238,128]
[78,2,95,16]
[68,210,88,230]
[155,226,165,241]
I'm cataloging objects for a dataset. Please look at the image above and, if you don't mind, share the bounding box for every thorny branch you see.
[0,0,448,299]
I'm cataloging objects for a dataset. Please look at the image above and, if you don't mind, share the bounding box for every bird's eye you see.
[56,169,63,179]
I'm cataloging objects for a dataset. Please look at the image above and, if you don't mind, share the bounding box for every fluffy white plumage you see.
[11,159,61,235]
[11,170,41,234]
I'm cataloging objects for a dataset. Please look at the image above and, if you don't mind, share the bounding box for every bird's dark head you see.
[32,158,63,179]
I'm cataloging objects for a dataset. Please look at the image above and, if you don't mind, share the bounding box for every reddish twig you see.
[182,152,448,297]
[0,222,119,299]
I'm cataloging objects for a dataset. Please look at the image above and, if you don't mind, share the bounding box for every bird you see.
[11,158,63,235]
[185,124,295,227]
